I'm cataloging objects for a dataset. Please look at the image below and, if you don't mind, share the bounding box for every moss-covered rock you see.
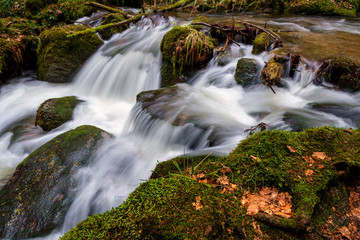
[234,58,261,87]
[62,126,360,239]
[284,0,359,17]
[35,96,82,131]
[160,26,215,87]
[58,0,94,23]
[37,25,103,83]
[98,13,128,40]
[61,175,252,240]
[0,125,111,239]
[252,32,272,55]
[325,57,360,92]
[0,17,39,82]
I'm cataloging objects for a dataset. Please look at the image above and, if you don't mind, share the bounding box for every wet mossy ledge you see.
[62,126,360,239]
[35,96,82,131]
[37,25,103,83]
[0,125,111,239]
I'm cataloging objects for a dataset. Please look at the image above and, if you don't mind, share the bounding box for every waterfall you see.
[1,15,360,239]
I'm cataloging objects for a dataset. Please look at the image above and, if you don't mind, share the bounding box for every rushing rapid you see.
[1,14,360,239]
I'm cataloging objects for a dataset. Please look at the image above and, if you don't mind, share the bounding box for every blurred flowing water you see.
[0,14,360,239]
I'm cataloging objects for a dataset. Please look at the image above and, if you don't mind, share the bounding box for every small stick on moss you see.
[194,152,213,171]
[163,194,182,213]
[238,21,281,42]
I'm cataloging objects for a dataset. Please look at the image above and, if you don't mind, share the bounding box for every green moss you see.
[37,24,103,82]
[326,57,360,92]
[252,32,272,55]
[284,0,358,17]
[35,96,82,131]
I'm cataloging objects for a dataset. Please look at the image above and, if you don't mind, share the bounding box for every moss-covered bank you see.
[62,126,360,239]
[0,125,111,239]
[0,17,39,82]
[37,24,103,82]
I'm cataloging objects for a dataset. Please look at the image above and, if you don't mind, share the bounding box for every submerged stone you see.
[0,125,111,239]
[37,25,103,83]
[234,58,260,87]
[35,96,82,131]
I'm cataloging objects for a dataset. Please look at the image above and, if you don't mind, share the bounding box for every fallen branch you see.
[238,20,281,42]
[68,0,192,38]
[86,2,134,18]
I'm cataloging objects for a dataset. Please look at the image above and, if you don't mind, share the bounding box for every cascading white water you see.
[1,14,360,239]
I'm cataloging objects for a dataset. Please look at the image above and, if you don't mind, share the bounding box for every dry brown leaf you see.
[199,179,208,184]
[196,173,205,179]
[192,196,203,210]
[305,169,314,176]
[221,165,231,174]
[286,145,296,153]
[247,204,259,215]
[318,164,324,169]
[229,183,237,191]
[217,176,230,185]
[302,156,315,164]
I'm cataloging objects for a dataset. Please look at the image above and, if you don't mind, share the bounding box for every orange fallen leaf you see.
[338,226,351,239]
[192,196,203,210]
[286,145,296,153]
[305,169,314,176]
[318,164,324,169]
[196,173,205,179]
[312,152,327,160]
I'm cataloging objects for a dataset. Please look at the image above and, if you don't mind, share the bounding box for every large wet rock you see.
[234,58,261,87]
[160,26,215,87]
[0,125,111,239]
[252,32,272,55]
[37,25,103,83]
[35,96,82,131]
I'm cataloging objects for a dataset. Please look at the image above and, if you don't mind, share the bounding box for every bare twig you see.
[194,152,213,171]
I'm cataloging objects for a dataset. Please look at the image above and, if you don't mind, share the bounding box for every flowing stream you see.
[1,13,360,239]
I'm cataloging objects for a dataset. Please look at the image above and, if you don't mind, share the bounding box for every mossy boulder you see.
[0,17,39,82]
[160,26,215,87]
[98,13,128,40]
[37,25,103,83]
[35,96,82,131]
[325,57,360,92]
[234,58,261,87]
[260,52,295,88]
[284,0,359,17]
[62,126,360,239]
[252,32,272,55]
[0,125,111,239]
